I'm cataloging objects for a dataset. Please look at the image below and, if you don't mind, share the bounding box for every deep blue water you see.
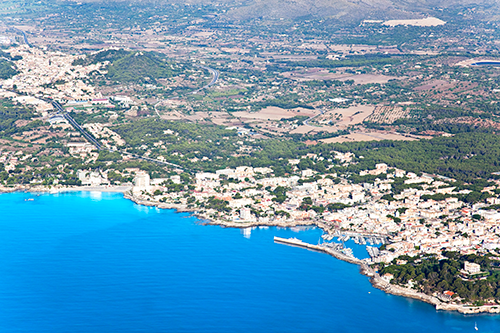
[0,191,498,332]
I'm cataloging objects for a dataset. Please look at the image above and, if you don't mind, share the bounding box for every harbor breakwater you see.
[274,236,500,314]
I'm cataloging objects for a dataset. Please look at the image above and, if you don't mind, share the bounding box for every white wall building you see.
[240,207,253,221]
[464,261,481,274]
[134,171,150,190]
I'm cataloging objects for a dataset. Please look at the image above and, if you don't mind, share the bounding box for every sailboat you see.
[475,322,478,331]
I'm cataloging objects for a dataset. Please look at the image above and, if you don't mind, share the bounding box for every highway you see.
[14,28,31,47]
[154,63,219,116]
[303,108,325,126]
[193,64,219,90]
[52,101,102,150]
[52,101,183,169]
[49,63,220,170]
[11,28,184,169]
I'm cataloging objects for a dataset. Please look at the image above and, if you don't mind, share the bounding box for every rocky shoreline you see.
[4,186,500,315]
[365,267,500,314]
[122,193,500,314]
[122,193,322,229]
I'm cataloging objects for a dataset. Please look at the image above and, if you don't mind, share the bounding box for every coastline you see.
[0,184,133,194]
[3,185,500,315]
[364,267,500,314]
[122,193,322,228]
[122,192,500,315]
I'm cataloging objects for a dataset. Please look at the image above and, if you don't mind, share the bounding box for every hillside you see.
[224,0,500,21]
[106,52,183,83]
[71,0,500,22]
[77,50,186,84]
[0,59,18,80]
[72,49,130,67]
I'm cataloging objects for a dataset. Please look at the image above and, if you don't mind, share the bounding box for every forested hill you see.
[106,52,184,83]
[333,132,500,182]
[0,59,18,80]
[110,119,500,184]
[74,49,186,83]
[72,49,130,66]
[0,50,20,80]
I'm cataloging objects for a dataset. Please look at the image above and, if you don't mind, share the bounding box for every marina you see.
[278,230,390,264]
[366,246,380,258]
[321,232,387,246]
[274,236,360,263]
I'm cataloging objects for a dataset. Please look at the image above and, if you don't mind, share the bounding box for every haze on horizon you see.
[59,0,500,22]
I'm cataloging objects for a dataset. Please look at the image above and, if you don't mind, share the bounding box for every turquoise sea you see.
[0,191,498,332]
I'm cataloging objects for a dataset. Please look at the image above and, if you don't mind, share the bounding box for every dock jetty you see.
[273,236,362,265]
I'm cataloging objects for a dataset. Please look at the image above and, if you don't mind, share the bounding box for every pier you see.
[273,237,362,265]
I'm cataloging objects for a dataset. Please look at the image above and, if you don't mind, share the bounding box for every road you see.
[9,30,184,169]
[154,63,219,116]
[14,28,31,47]
[52,101,102,150]
[51,63,219,169]
[303,108,325,126]
[192,64,219,93]
[52,101,183,169]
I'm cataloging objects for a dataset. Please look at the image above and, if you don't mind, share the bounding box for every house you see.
[134,171,150,190]
[464,261,481,274]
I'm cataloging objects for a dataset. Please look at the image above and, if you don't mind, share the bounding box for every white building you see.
[351,192,365,202]
[67,142,93,155]
[77,170,107,186]
[170,175,181,184]
[301,169,315,177]
[240,207,253,221]
[464,261,481,274]
[134,171,150,190]
[0,36,11,45]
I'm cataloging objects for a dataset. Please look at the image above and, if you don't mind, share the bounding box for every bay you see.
[0,191,497,332]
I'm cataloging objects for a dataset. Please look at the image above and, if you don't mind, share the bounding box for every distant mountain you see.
[225,0,411,21]
[71,0,500,22]
[223,0,500,21]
